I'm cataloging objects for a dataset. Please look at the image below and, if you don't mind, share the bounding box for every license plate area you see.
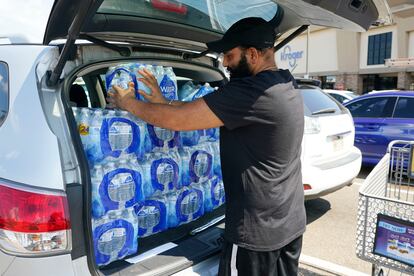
[328,135,344,152]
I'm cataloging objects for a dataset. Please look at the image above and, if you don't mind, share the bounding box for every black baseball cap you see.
[207,17,276,53]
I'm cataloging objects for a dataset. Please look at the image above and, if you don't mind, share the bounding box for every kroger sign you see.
[280,45,304,71]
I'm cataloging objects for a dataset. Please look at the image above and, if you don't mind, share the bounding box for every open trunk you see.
[64,43,228,275]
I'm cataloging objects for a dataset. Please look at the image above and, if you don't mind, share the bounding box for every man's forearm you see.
[124,98,186,130]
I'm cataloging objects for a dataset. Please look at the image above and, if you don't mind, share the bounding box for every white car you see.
[299,85,362,200]
[0,0,388,275]
[324,89,359,104]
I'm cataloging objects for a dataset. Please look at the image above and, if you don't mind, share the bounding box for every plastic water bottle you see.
[105,66,136,94]
[78,108,91,149]
[91,164,105,219]
[155,65,164,85]
[92,209,138,266]
[147,124,179,152]
[101,160,144,211]
[179,147,192,187]
[134,63,152,98]
[176,188,204,225]
[210,142,222,179]
[180,130,200,147]
[127,115,147,161]
[189,144,213,184]
[111,159,137,202]
[166,191,179,228]
[211,177,225,209]
[88,109,104,163]
[134,195,168,237]
[108,115,133,153]
[179,81,200,102]
[150,151,180,193]
[193,83,215,100]
[159,66,178,101]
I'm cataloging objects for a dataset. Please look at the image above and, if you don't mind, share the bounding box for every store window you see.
[367,32,392,65]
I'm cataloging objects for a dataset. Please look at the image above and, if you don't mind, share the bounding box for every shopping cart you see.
[356,140,414,276]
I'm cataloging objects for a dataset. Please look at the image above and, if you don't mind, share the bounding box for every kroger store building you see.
[275,0,414,94]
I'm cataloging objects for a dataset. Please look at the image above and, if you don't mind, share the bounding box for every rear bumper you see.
[302,147,362,200]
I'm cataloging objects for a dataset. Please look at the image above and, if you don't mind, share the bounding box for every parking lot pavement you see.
[300,166,374,275]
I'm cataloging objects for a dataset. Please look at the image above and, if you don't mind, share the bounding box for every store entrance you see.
[362,74,397,93]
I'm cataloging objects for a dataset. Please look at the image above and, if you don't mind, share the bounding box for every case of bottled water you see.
[91,160,145,218]
[75,108,147,165]
[146,124,180,152]
[92,209,138,266]
[180,145,213,187]
[175,187,204,225]
[100,110,146,162]
[134,195,168,237]
[140,151,181,198]
[105,66,138,98]
[107,63,178,102]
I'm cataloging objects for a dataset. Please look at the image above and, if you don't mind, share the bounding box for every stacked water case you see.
[73,64,224,267]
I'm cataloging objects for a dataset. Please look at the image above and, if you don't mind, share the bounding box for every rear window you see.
[300,88,344,116]
[0,62,8,126]
[98,0,280,34]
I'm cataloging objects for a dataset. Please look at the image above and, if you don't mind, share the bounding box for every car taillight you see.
[303,184,312,190]
[0,181,71,256]
[304,116,320,134]
[151,0,188,15]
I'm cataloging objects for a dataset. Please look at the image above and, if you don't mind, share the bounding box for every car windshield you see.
[98,0,279,34]
[301,88,344,116]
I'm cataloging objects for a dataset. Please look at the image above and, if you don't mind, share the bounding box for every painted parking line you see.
[300,254,369,276]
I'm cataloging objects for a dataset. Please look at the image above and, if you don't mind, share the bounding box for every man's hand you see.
[107,82,136,111]
[137,68,168,104]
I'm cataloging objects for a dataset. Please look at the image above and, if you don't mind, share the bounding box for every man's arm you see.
[107,80,223,131]
[123,97,223,131]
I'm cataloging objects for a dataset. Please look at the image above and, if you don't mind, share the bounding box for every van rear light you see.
[303,184,312,190]
[0,181,71,256]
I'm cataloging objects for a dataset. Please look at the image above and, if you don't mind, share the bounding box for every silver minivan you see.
[0,1,390,275]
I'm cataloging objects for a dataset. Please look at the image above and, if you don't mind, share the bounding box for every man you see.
[108,17,306,276]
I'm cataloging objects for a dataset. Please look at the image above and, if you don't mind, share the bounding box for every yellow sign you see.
[78,123,89,136]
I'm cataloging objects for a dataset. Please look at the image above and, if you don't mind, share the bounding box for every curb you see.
[300,254,369,276]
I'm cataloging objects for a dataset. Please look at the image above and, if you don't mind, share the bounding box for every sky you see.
[0,0,54,44]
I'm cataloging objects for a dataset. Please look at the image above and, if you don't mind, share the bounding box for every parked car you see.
[296,83,362,200]
[324,89,359,104]
[344,91,414,166]
[0,0,389,275]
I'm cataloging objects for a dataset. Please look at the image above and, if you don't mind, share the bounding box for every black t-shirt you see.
[203,69,306,251]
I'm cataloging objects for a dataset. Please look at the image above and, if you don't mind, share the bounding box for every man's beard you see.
[228,54,253,79]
